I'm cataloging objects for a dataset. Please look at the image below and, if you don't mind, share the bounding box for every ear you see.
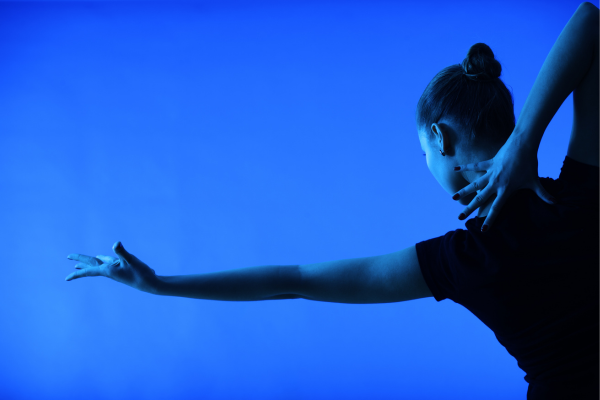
[430,122,446,148]
[431,122,458,155]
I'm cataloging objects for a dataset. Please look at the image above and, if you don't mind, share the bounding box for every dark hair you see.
[415,43,515,148]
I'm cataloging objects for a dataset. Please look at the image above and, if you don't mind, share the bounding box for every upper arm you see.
[568,2,599,167]
[297,245,433,304]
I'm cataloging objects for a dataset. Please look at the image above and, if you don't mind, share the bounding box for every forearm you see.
[152,265,302,301]
[515,2,599,149]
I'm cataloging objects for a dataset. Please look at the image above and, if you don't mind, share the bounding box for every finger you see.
[74,262,106,270]
[454,159,493,172]
[480,190,508,232]
[65,267,103,281]
[113,241,134,264]
[452,175,489,200]
[67,254,101,266]
[96,255,118,264]
[458,188,494,220]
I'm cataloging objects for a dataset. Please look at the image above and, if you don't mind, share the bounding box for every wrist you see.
[511,127,541,153]
[144,274,166,295]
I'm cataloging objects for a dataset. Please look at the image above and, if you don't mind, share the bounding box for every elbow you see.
[576,2,599,40]
[578,2,599,15]
[279,264,304,298]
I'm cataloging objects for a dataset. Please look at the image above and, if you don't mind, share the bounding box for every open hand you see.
[451,132,557,231]
[66,241,158,294]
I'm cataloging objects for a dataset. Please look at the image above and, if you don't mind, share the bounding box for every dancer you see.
[66,3,599,399]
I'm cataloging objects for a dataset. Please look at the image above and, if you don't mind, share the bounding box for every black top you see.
[415,155,599,399]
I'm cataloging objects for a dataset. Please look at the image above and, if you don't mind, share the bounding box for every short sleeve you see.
[556,156,599,210]
[415,229,469,303]
[559,155,599,188]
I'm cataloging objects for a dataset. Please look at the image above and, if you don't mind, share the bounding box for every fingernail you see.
[482,225,488,232]
[452,193,460,200]
[458,213,466,220]
[454,166,461,171]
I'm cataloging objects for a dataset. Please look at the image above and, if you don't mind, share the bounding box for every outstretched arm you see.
[68,242,433,304]
[151,245,432,304]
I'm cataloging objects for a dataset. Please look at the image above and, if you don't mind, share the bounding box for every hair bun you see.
[461,43,501,79]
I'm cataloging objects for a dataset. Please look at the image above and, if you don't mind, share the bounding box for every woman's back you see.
[416,154,599,397]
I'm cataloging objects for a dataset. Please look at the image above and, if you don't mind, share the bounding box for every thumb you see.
[113,241,130,261]
[534,182,557,205]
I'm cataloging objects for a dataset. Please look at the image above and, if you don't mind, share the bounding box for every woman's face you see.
[418,122,481,207]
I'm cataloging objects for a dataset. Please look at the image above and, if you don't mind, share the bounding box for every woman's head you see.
[415,43,515,208]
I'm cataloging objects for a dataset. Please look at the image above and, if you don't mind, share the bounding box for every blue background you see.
[0,1,595,399]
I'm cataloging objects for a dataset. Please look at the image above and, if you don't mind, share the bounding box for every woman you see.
[66,2,599,399]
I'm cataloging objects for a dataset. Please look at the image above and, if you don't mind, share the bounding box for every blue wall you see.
[0,1,595,399]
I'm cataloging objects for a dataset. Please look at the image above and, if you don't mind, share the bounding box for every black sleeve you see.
[555,155,599,209]
[415,229,469,303]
